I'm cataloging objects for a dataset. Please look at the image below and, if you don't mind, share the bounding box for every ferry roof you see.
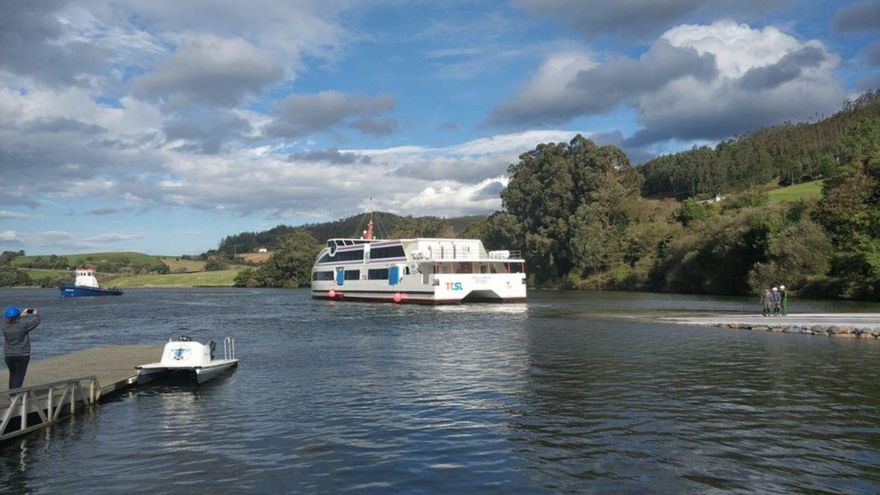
[321,237,524,262]
[327,237,484,243]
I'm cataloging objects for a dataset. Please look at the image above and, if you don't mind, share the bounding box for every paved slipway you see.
[660,313,880,338]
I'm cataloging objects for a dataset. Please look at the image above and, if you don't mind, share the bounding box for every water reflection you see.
[0,440,30,494]
[515,316,880,492]
[432,303,529,315]
[0,288,878,493]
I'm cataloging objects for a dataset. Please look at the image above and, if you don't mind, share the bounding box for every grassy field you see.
[235,252,272,264]
[19,268,70,281]
[12,251,165,267]
[767,180,823,203]
[9,251,244,287]
[160,257,206,273]
[104,269,240,287]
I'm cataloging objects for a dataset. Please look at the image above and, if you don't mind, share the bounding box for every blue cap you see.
[5,306,21,319]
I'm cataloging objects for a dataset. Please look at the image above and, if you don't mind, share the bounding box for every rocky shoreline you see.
[659,314,880,340]
[715,322,880,338]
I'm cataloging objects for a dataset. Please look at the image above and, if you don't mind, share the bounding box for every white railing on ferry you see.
[411,250,522,261]
[489,250,522,259]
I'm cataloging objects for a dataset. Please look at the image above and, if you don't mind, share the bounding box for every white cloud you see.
[132,35,283,106]
[123,0,350,66]
[662,20,802,78]
[392,178,510,217]
[488,51,595,125]
[625,21,842,146]
[0,211,42,220]
[264,91,396,139]
[449,130,593,155]
[28,230,143,250]
[513,0,787,40]
[0,231,20,242]
[490,20,843,149]
[2,129,590,221]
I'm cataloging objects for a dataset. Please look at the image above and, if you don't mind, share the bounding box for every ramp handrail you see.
[1,375,101,441]
[224,337,236,360]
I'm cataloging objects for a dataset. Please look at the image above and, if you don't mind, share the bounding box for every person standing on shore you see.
[3,306,41,390]
[760,289,771,317]
[779,285,788,316]
[770,287,780,316]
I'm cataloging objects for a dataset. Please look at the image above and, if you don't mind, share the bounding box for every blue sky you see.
[1,0,878,255]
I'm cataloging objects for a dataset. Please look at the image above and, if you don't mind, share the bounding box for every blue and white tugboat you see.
[60,267,123,297]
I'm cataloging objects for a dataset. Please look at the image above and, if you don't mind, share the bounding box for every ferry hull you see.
[312,291,526,304]
[137,361,238,384]
[60,284,123,297]
[311,273,527,304]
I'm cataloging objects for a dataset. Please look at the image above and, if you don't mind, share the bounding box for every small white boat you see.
[136,336,238,384]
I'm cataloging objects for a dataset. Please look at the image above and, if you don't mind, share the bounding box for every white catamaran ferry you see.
[311,217,526,304]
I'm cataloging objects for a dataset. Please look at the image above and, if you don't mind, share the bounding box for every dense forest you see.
[640,89,880,198]
[471,113,880,300]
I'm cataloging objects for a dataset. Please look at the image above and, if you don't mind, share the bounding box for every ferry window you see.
[370,245,405,259]
[320,248,364,263]
[405,267,410,275]
[509,262,524,273]
[313,271,334,281]
[339,249,364,262]
[344,270,360,281]
[368,268,389,280]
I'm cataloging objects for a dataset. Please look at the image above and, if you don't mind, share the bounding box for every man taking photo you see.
[3,306,41,390]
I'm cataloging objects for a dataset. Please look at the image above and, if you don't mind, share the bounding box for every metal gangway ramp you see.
[0,345,162,442]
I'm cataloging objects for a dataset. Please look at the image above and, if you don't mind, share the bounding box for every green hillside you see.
[640,89,880,198]
[767,180,823,204]
[160,257,206,273]
[9,251,184,280]
[213,212,485,258]
[11,251,167,269]
[104,269,240,287]
[19,268,70,281]
[13,251,154,266]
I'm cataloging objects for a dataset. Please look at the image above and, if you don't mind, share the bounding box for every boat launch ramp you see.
[0,345,162,442]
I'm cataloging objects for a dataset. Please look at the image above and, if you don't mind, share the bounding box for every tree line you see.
[214,212,465,258]
[231,91,880,299]
[640,89,880,199]
[228,215,473,288]
[463,116,880,300]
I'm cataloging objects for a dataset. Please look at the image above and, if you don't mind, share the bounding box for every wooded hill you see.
[475,101,880,300]
[214,213,484,257]
[640,89,880,198]
[226,90,880,300]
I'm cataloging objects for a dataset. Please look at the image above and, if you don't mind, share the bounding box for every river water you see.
[1,288,879,494]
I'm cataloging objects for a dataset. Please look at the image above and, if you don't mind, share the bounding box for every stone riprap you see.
[659,313,880,339]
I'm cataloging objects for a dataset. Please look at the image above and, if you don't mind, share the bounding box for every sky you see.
[1,0,879,255]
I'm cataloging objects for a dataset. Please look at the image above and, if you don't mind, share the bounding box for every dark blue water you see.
[1,288,879,494]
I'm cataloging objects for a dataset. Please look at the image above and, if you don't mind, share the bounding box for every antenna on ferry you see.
[363,214,374,240]
[362,196,375,240]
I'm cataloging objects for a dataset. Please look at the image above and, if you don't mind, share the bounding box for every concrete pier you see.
[660,313,880,338]
[0,345,162,441]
